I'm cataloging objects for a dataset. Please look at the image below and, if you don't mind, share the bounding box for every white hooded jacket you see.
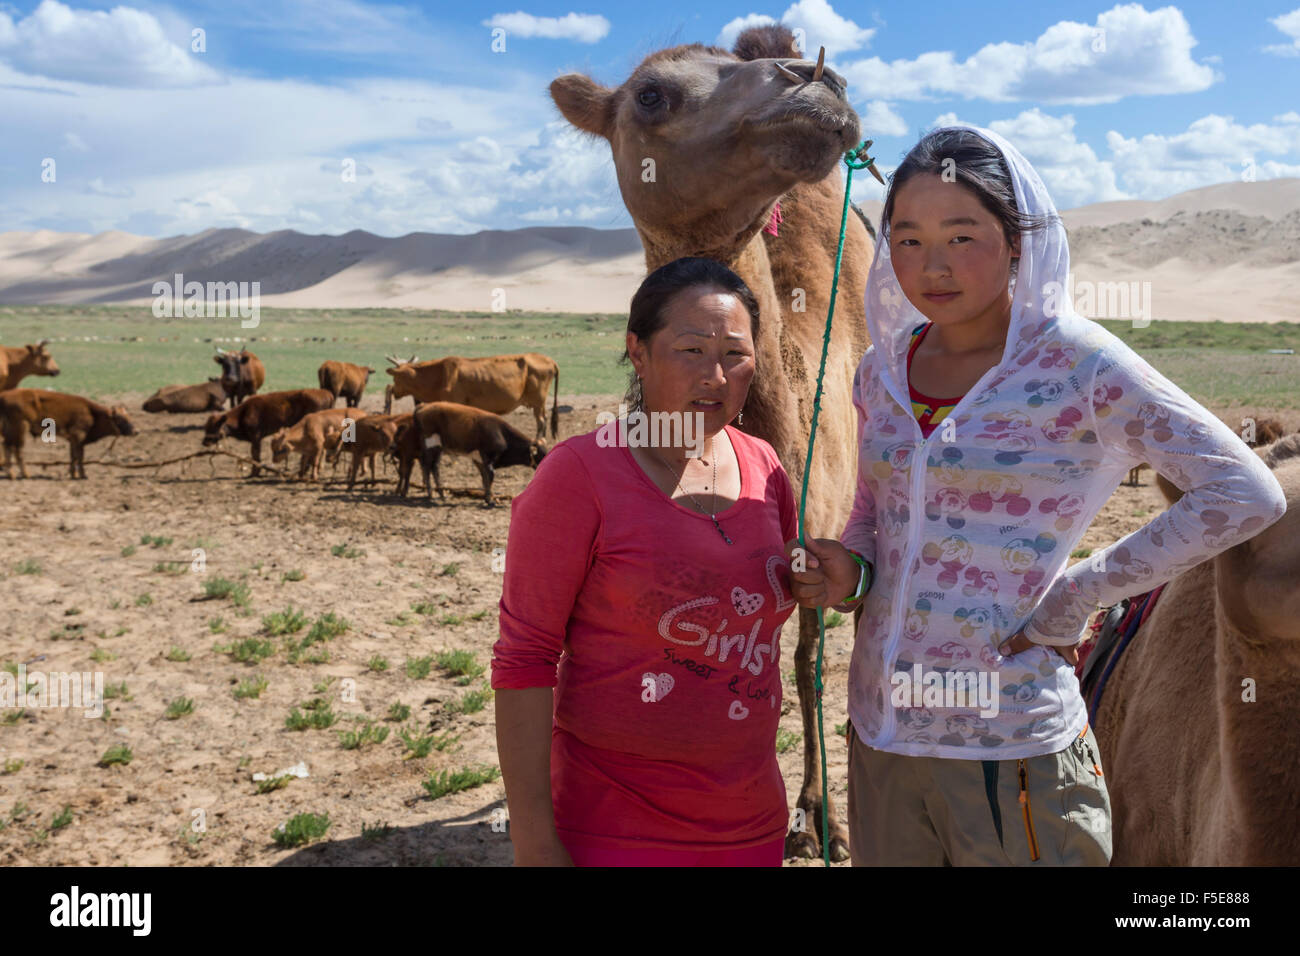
[842,124,1287,759]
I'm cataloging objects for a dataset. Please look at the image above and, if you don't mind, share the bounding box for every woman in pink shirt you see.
[492,256,800,867]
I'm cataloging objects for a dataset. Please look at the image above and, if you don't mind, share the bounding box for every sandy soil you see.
[1,394,1292,866]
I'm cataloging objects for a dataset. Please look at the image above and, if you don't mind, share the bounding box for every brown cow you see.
[0,388,135,479]
[383,352,559,438]
[1,341,61,390]
[389,417,431,498]
[143,379,226,413]
[203,388,333,477]
[318,360,375,408]
[270,407,369,480]
[409,401,547,505]
[213,347,266,408]
[345,413,410,489]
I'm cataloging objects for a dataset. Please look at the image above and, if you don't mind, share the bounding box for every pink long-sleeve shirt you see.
[492,424,799,850]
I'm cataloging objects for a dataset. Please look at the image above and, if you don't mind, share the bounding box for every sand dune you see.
[2,178,1298,320]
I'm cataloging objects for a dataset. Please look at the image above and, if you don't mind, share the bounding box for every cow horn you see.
[36,337,50,347]
[408,354,417,364]
[384,354,400,366]
[214,345,226,354]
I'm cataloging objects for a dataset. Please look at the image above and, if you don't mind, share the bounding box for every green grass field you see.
[0,306,1296,410]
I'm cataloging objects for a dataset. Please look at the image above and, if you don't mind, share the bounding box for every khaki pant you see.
[847,722,1112,866]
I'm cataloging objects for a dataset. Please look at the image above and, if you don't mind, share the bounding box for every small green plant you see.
[1070,548,1093,559]
[411,600,438,616]
[119,545,136,558]
[164,697,194,720]
[50,806,73,830]
[367,655,389,672]
[208,616,229,634]
[468,609,491,622]
[405,656,434,680]
[64,607,82,617]
[445,688,492,715]
[272,812,330,848]
[134,593,153,607]
[165,646,191,662]
[306,612,349,642]
[233,675,269,700]
[824,610,847,629]
[99,744,133,766]
[1,661,17,675]
[422,765,501,799]
[338,719,389,750]
[386,611,414,627]
[386,702,411,722]
[152,561,186,575]
[103,681,132,701]
[89,648,117,662]
[312,676,337,694]
[775,729,800,754]
[438,613,464,627]
[2,709,26,726]
[140,534,173,548]
[256,775,293,794]
[281,569,306,582]
[14,559,42,575]
[834,722,848,737]
[2,759,24,774]
[285,702,338,731]
[203,577,251,608]
[330,544,364,559]
[262,606,307,636]
[228,638,275,664]
[109,598,122,610]
[435,650,484,686]
[361,821,394,840]
[439,562,460,577]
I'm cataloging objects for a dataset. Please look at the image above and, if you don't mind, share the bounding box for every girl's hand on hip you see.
[784,537,859,608]
[998,630,1081,667]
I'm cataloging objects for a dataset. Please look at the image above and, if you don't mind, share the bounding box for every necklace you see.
[651,437,734,545]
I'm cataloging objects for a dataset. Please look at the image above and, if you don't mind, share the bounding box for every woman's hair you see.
[620,256,761,408]
[880,127,1058,279]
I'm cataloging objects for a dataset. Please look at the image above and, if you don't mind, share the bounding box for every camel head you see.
[550,23,860,262]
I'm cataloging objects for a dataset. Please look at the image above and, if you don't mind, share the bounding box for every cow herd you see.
[0,341,558,505]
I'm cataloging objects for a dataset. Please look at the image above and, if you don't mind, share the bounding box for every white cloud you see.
[1106,113,1300,197]
[84,177,134,199]
[988,109,1126,208]
[839,4,1216,104]
[0,0,221,88]
[1265,8,1300,56]
[717,0,874,59]
[482,11,610,43]
[62,131,88,152]
[861,100,906,137]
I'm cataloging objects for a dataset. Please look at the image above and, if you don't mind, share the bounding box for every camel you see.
[1096,434,1300,864]
[551,23,873,859]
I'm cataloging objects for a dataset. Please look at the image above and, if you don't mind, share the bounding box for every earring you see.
[631,375,643,411]
[738,408,744,425]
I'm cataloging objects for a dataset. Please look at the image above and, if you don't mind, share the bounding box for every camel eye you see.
[637,87,662,108]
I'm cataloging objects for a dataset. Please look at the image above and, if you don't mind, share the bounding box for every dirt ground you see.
[1,394,1291,866]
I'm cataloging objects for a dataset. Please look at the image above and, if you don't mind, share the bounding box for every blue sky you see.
[1,0,1298,237]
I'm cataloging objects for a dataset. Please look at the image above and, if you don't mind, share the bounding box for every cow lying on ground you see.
[383,352,559,438]
[345,413,410,490]
[213,347,266,408]
[270,408,369,480]
[318,360,374,408]
[407,401,546,505]
[0,388,135,479]
[143,379,226,413]
[203,389,333,477]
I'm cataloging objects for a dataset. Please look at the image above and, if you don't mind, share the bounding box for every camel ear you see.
[551,73,615,139]
[1155,472,1184,507]
[733,23,800,61]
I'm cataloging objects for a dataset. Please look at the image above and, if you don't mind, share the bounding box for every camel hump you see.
[733,23,799,61]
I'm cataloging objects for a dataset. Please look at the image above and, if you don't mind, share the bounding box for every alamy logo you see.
[594,405,706,457]
[152,272,260,328]
[49,886,151,935]
[0,664,103,718]
[891,663,999,718]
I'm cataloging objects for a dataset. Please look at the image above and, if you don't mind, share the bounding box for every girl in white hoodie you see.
[789,125,1286,865]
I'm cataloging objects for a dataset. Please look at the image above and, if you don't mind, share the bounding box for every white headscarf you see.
[863,124,1074,407]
